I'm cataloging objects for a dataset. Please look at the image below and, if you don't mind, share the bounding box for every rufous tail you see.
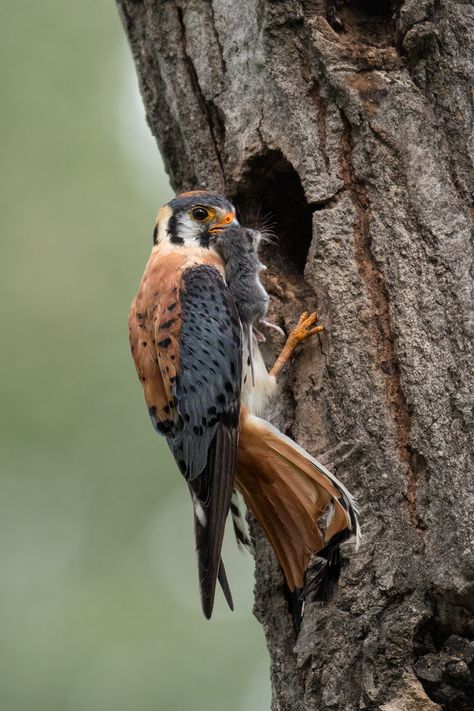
[235,409,360,607]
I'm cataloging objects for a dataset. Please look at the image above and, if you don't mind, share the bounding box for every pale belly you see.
[240,335,276,416]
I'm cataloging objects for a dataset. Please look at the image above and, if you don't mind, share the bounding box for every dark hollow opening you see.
[232,150,313,275]
[348,0,393,17]
[328,0,397,45]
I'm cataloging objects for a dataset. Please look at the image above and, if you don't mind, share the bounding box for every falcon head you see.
[154,191,239,248]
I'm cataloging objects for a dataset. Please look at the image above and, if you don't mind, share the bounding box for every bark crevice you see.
[414,592,474,710]
[174,3,226,180]
[339,112,426,535]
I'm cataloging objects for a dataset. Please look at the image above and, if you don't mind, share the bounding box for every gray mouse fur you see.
[211,226,270,385]
[212,226,269,323]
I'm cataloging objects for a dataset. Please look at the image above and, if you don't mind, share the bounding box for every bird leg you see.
[270,312,324,378]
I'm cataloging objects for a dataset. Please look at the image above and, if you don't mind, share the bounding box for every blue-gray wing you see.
[166,264,242,618]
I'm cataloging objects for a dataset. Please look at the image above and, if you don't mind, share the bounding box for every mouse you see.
[211,225,282,385]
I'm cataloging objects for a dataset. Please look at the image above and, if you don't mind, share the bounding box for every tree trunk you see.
[116,1,474,708]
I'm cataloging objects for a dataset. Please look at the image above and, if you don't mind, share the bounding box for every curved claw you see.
[270,311,325,378]
[287,312,325,348]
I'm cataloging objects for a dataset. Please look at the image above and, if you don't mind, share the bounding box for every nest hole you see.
[328,0,398,46]
[232,150,313,276]
[346,0,393,17]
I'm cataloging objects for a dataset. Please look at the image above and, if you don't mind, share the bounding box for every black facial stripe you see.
[152,225,158,245]
[167,212,184,244]
[198,229,212,249]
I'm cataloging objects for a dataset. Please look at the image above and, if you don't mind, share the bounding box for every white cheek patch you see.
[177,214,202,244]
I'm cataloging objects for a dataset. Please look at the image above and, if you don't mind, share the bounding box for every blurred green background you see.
[0,2,269,709]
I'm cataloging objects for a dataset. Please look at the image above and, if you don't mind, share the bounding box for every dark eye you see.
[192,207,209,222]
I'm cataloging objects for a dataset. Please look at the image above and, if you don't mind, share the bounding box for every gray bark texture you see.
[117,1,474,709]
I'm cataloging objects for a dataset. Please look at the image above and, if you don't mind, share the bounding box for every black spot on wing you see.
[149,406,173,436]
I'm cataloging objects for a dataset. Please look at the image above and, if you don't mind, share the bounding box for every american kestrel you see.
[129,191,359,623]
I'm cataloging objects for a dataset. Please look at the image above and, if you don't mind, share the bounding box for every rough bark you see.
[117,1,474,708]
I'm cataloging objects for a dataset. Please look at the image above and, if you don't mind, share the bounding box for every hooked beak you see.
[209,212,239,233]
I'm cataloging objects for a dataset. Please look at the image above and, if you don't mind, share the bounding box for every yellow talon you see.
[287,312,324,347]
[270,311,325,378]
